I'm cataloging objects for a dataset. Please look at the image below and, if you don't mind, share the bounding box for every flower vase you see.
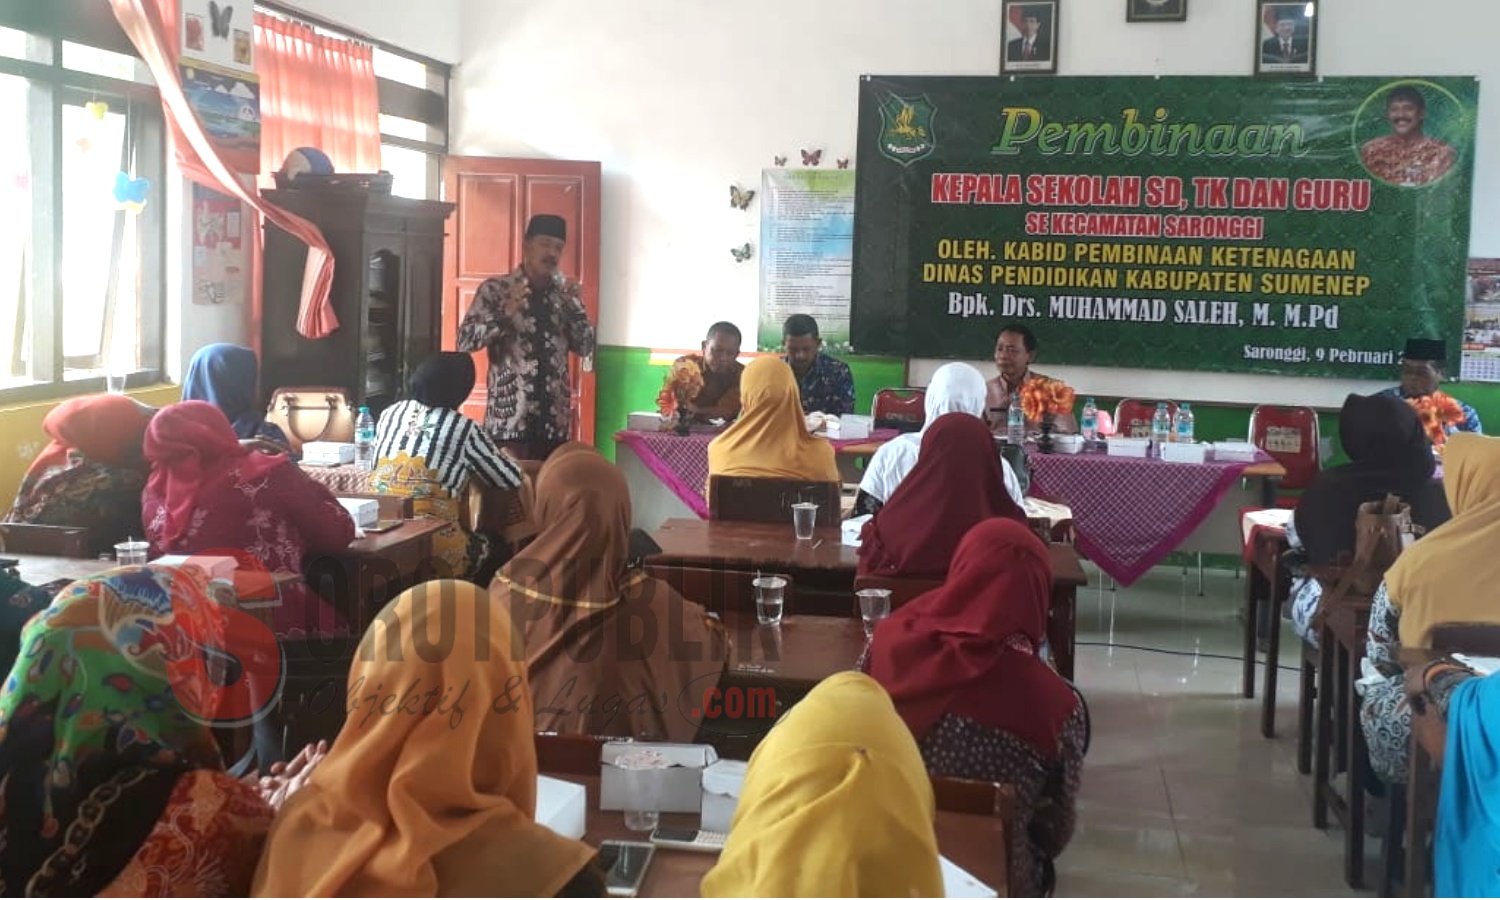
[1037,415,1056,454]
[673,406,693,436]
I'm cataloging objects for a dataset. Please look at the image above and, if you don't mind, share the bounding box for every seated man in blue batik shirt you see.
[781,314,855,415]
[1379,337,1482,435]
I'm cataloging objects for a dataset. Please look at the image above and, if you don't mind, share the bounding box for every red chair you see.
[1113,399,1178,438]
[872,388,926,433]
[1248,404,1321,505]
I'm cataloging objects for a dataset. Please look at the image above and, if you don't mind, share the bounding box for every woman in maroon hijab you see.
[868,518,1085,897]
[857,413,1026,578]
[142,401,356,637]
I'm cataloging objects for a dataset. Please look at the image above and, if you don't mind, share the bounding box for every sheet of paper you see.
[1452,654,1500,676]
[940,854,997,898]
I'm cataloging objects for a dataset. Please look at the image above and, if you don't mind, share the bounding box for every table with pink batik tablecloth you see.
[1026,447,1274,587]
[614,428,899,519]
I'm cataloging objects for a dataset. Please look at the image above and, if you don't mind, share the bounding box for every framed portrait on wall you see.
[1001,1,1059,75]
[1126,0,1186,22]
[1255,1,1317,76]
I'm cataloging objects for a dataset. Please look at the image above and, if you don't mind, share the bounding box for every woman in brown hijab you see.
[494,443,728,742]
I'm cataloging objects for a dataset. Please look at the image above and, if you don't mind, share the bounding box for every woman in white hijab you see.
[854,363,1024,516]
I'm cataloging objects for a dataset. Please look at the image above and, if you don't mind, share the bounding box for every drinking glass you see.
[791,502,819,540]
[752,575,787,626]
[857,588,892,638]
[616,750,667,831]
[114,540,149,565]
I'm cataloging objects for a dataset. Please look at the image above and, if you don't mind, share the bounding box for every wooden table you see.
[1316,601,1373,889]
[722,612,867,692]
[646,517,1088,680]
[305,518,448,630]
[7,553,113,585]
[1244,459,1289,506]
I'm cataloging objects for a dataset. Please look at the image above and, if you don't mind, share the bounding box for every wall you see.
[451,0,1500,443]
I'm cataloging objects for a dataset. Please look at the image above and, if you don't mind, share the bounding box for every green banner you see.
[851,76,1478,377]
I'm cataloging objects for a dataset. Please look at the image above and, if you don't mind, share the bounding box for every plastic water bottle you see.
[1150,402,1171,456]
[1173,402,1195,444]
[1007,395,1025,445]
[354,406,376,471]
[1080,397,1098,442]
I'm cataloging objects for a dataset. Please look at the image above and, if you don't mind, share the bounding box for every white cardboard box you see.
[336,497,379,528]
[1160,442,1208,464]
[626,411,664,432]
[149,554,237,580]
[834,414,873,441]
[1051,434,1084,455]
[302,441,356,465]
[599,742,717,814]
[1213,441,1260,463]
[535,774,588,840]
[1106,437,1151,458]
[700,759,747,833]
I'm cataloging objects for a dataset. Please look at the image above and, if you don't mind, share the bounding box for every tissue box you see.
[336,497,379,528]
[627,411,663,432]
[842,514,871,548]
[835,414,874,441]
[1052,434,1084,455]
[302,441,355,465]
[150,554,237,580]
[1160,442,1208,464]
[1106,437,1151,458]
[700,759,747,833]
[600,742,717,814]
[535,775,588,840]
[1213,441,1259,463]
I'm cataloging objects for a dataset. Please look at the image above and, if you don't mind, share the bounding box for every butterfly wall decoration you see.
[773,155,787,167]
[730,243,753,263]
[801,149,822,167]
[729,185,756,210]
[209,0,234,39]
[836,158,850,169]
[113,172,150,214]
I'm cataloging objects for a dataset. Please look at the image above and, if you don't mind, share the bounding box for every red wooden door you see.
[441,157,602,445]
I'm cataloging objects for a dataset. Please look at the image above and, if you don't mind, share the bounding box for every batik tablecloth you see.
[615,428,898,519]
[1028,449,1269,586]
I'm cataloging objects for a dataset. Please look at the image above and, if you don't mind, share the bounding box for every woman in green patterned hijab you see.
[0,565,275,896]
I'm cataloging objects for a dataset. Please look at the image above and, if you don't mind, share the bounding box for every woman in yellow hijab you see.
[252,580,601,897]
[707,357,839,482]
[1359,432,1500,785]
[701,672,944,897]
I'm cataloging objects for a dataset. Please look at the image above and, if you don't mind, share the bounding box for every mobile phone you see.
[595,840,655,898]
[363,519,403,534]
[649,825,727,853]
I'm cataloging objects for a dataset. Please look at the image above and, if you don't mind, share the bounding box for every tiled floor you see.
[1056,563,1365,897]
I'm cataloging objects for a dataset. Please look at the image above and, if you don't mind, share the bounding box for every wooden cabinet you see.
[260,190,455,419]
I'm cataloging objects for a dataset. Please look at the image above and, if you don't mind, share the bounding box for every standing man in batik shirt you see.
[457,214,595,461]
[1359,86,1457,187]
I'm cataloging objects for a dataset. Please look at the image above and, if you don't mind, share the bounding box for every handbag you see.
[1309,493,1419,628]
[264,387,356,454]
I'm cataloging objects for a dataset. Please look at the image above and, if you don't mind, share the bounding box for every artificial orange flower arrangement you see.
[656,358,705,421]
[1021,376,1077,422]
[1406,391,1464,450]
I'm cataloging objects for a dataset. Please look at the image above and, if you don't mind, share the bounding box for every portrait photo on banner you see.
[1001,1,1059,75]
[1126,0,1187,23]
[1255,1,1317,76]
[1353,80,1467,190]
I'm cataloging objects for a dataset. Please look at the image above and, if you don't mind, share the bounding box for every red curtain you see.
[109,0,340,339]
[255,14,381,183]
